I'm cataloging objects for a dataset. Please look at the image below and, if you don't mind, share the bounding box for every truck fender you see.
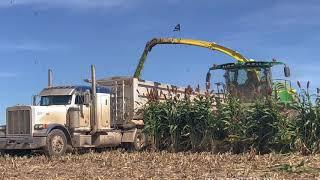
[46,124,72,145]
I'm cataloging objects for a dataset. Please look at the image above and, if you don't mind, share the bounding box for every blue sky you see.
[0,0,319,123]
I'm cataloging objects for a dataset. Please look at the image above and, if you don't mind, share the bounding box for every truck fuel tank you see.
[93,132,122,147]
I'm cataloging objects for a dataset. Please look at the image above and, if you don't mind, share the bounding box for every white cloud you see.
[0,41,68,52]
[0,72,18,78]
[0,0,137,9]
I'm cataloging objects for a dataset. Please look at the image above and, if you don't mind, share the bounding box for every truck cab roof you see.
[39,85,110,96]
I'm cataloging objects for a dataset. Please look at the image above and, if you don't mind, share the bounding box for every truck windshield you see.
[40,95,72,106]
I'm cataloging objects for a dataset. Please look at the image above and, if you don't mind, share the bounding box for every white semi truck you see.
[0,65,202,156]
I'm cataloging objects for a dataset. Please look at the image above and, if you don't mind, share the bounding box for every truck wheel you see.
[125,129,147,151]
[44,129,67,157]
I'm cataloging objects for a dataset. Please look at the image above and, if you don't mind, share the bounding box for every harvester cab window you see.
[229,70,237,85]
[237,69,249,85]
[224,67,273,102]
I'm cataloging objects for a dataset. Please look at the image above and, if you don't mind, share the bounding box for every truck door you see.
[75,94,90,128]
[97,94,111,129]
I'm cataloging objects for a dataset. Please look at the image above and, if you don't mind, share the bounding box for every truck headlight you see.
[34,124,48,130]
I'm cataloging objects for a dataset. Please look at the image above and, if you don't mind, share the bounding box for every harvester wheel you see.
[44,129,67,157]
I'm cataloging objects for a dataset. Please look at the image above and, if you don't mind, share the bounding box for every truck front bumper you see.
[0,136,46,150]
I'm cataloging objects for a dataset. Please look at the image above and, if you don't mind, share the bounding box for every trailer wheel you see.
[44,129,67,157]
[125,129,147,151]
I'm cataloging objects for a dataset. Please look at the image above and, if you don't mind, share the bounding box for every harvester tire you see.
[44,129,67,157]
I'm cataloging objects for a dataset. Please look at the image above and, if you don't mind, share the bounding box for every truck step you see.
[81,145,95,148]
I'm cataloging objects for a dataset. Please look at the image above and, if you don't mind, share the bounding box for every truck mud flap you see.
[121,128,137,143]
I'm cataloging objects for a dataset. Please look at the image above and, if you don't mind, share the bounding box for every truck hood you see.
[7,105,69,125]
[32,105,69,125]
[6,105,71,135]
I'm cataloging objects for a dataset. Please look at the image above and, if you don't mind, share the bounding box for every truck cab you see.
[36,86,111,130]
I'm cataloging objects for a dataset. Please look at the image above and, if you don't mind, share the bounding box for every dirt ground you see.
[0,150,320,179]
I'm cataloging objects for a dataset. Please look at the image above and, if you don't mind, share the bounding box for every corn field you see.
[142,81,320,155]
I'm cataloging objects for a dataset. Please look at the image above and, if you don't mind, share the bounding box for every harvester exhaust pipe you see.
[206,71,211,90]
[90,65,97,134]
[48,69,53,87]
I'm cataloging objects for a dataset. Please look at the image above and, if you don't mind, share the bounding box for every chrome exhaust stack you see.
[48,69,53,87]
[90,65,97,134]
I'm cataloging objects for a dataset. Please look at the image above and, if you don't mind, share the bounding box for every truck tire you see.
[124,129,147,151]
[44,129,67,157]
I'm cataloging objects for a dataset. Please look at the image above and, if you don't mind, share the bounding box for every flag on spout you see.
[173,24,181,31]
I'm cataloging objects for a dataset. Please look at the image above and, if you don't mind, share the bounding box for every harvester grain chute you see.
[133,38,250,78]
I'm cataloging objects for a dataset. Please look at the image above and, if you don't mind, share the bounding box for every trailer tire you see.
[44,129,67,157]
[124,129,147,151]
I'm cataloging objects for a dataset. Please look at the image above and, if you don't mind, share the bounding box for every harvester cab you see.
[206,61,296,103]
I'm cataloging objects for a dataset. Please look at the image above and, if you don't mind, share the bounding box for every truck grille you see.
[7,109,31,135]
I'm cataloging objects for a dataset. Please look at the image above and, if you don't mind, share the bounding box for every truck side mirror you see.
[206,71,211,89]
[284,66,291,77]
[83,92,91,105]
[32,95,38,106]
